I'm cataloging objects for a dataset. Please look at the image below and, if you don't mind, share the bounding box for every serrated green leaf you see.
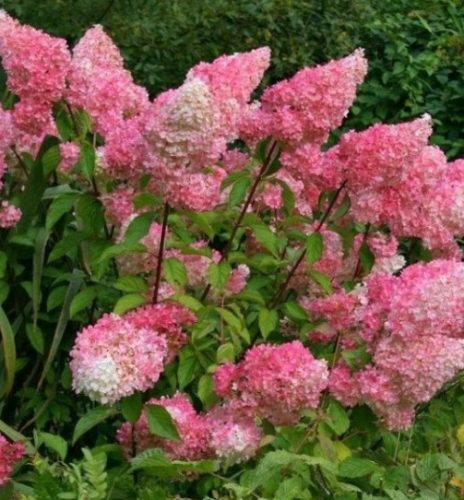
[164,257,188,288]
[327,400,350,435]
[208,261,231,290]
[120,393,143,423]
[228,177,251,208]
[258,308,278,339]
[79,142,96,181]
[146,404,181,441]
[70,286,97,318]
[250,224,279,257]
[308,269,332,294]
[306,232,323,264]
[113,276,149,294]
[216,342,235,363]
[283,301,308,322]
[72,406,118,445]
[0,306,16,397]
[36,431,68,460]
[46,194,77,230]
[338,457,379,478]
[113,293,146,315]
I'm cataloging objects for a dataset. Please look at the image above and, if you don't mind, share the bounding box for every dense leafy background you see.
[3,0,464,157]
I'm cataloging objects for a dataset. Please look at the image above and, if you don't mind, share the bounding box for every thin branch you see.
[152,202,170,304]
[271,180,347,307]
[201,140,279,301]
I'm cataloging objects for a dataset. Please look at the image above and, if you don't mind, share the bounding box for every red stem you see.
[200,140,279,301]
[152,202,170,304]
[271,180,347,306]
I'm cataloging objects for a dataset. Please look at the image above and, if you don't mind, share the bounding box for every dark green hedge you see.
[3,0,464,156]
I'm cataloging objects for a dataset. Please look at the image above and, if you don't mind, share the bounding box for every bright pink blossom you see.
[124,303,196,363]
[214,341,328,425]
[59,142,80,172]
[118,393,210,460]
[241,49,367,147]
[0,433,24,486]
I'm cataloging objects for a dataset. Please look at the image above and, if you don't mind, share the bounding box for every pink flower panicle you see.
[241,48,367,147]
[0,433,25,486]
[68,25,149,137]
[0,11,70,137]
[213,341,329,425]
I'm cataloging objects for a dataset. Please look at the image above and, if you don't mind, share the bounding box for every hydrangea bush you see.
[0,12,464,499]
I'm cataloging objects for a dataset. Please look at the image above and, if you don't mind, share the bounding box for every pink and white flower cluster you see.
[214,341,329,425]
[117,392,261,463]
[303,259,464,430]
[70,304,195,403]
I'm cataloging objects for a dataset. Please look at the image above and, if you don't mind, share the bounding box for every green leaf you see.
[359,241,375,274]
[308,269,332,294]
[32,228,49,327]
[177,347,199,389]
[45,194,77,230]
[208,261,231,290]
[197,374,218,408]
[258,308,278,339]
[26,323,44,354]
[16,135,60,233]
[0,306,16,396]
[120,393,143,423]
[123,212,156,244]
[250,224,279,257]
[283,301,308,322]
[338,457,379,478]
[70,286,97,318]
[72,406,118,445]
[113,293,146,315]
[164,258,188,288]
[38,272,82,389]
[114,276,149,294]
[79,142,96,181]
[228,177,251,208]
[216,342,235,363]
[146,404,181,441]
[36,431,68,460]
[327,400,350,435]
[171,294,203,313]
[41,145,61,176]
[306,232,323,264]
[74,194,106,236]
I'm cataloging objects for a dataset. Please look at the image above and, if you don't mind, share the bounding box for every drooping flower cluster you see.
[0,433,25,486]
[70,304,195,403]
[304,259,464,429]
[214,341,329,425]
[117,393,262,463]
